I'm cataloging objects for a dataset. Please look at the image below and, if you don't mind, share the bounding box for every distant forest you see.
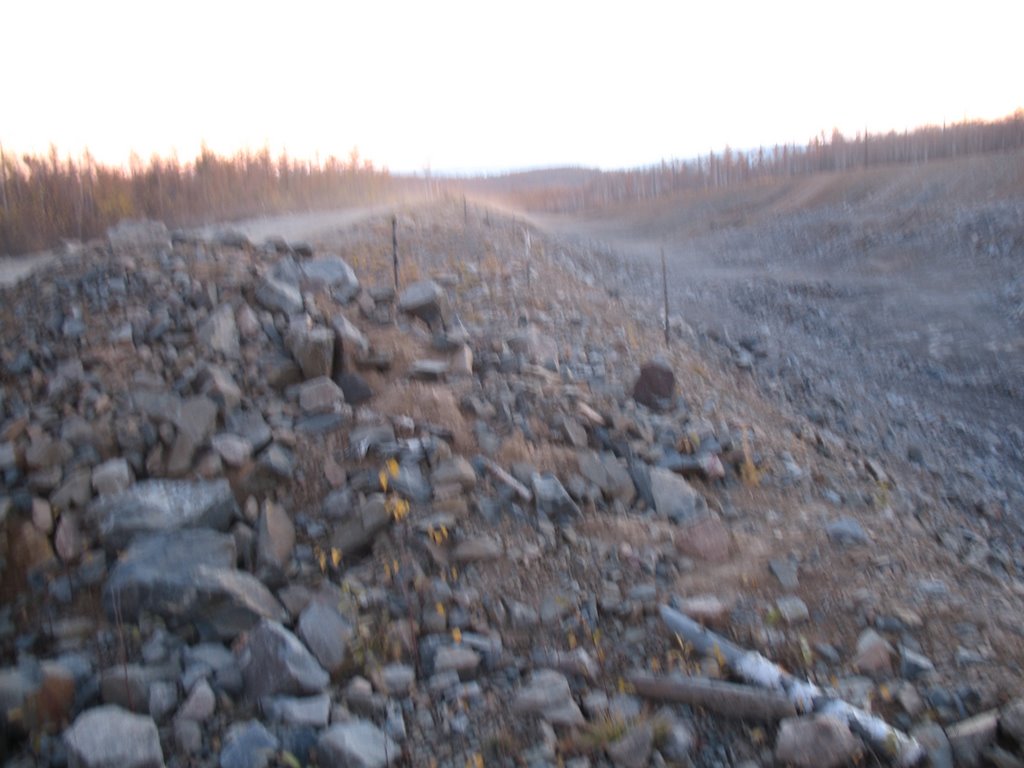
[476,111,1024,211]
[2,111,1022,256]
[0,147,402,256]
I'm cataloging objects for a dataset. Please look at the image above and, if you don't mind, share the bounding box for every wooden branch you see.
[659,605,924,766]
[630,674,796,722]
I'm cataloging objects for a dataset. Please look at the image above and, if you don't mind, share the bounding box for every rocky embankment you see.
[1,203,1023,767]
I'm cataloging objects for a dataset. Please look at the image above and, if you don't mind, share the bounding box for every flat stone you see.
[219,720,280,768]
[775,714,862,768]
[776,595,810,625]
[51,468,93,510]
[88,478,237,551]
[674,594,732,626]
[911,722,953,768]
[256,273,303,315]
[649,467,707,523]
[298,376,345,414]
[452,535,503,562]
[432,456,476,491]
[301,255,360,303]
[240,619,329,700]
[330,495,391,556]
[64,705,164,768]
[853,628,894,677]
[1001,697,1024,743]
[197,303,240,358]
[211,433,253,467]
[297,599,354,675]
[398,280,448,330]
[337,372,374,406]
[317,719,400,768]
[92,458,133,496]
[226,410,272,452]
[201,365,242,413]
[409,359,449,381]
[947,710,998,768]
[378,663,416,696]
[261,693,331,726]
[103,528,287,639]
[512,668,585,726]
[826,517,870,546]
[769,558,800,589]
[176,678,215,721]
[287,322,335,380]
[256,500,295,586]
[675,515,732,562]
[433,645,481,678]
[532,473,581,521]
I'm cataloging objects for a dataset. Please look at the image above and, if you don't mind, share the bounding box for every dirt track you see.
[529,153,1024,551]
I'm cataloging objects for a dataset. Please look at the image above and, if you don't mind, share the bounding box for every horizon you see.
[4,0,1022,174]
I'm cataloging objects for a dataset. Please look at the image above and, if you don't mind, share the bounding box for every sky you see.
[4,0,1022,174]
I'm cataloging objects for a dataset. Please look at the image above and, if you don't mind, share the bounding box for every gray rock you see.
[198,304,240,358]
[298,375,345,414]
[1002,697,1024,744]
[175,396,218,444]
[330,494,391,555]
[900,647,935,680]
[261,693,331,726]
[219,720,280,768]
[379,663,416,696]
[297,599,354,675]
[433,645,481,678]
[826,517,870,545]
[104,528,288,639]
[607,721,653,768]
[226,410,272,452]
[211,433,253,467]
[92,458,133,496]
[911,722,953,768]
[852,628,893,676]
[301,255,360,303]
[256,500,295,586]
[398,280,448,330]
[946,710,998,768]
[174,718,202,755]
[176,678,215,721]
[256,274,303,315]
[769,558,800,589]
[432,456,479,493]
[649,467,708,523]
[512,669,585,726]
[332,313,370,369]
[507,325,560,370]
[774,714,862,768]
[201,365,243,414]
[337,372,374,406]
[51,468,93,510]
[148,681,178,723]
[532,473,581,521]
[452,534,504,562]
[653,708,696,762]
[64,704,164,768]
[287,321,335,380]
[88,478,237,551]
[243,443,296,493]
[241,620,329,700]
[100,664,163,712]
[776,596,810,625]
[317,719,400,768]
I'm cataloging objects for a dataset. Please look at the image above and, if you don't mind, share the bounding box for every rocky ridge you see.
[1,202,1023,767]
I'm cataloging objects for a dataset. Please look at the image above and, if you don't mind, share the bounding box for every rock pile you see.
[1,204,1022,767]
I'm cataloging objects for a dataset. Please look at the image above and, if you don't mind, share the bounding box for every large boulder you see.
[64,705,164,768]
[240,620,329,700]
[398,280,448,330]
[103,528,287,639]
[87,479,237,551]
[301,255,360,303]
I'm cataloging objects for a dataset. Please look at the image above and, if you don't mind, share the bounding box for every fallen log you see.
[630,674,797,722]
[659,604,924,766]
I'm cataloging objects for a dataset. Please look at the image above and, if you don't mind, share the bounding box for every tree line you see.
[0,146,407,256]
[489,111,1024,212]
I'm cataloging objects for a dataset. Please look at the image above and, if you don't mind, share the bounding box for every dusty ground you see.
[529,152,1024,558]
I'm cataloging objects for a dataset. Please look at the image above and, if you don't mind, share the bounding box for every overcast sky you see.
[4,0,1021,173]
